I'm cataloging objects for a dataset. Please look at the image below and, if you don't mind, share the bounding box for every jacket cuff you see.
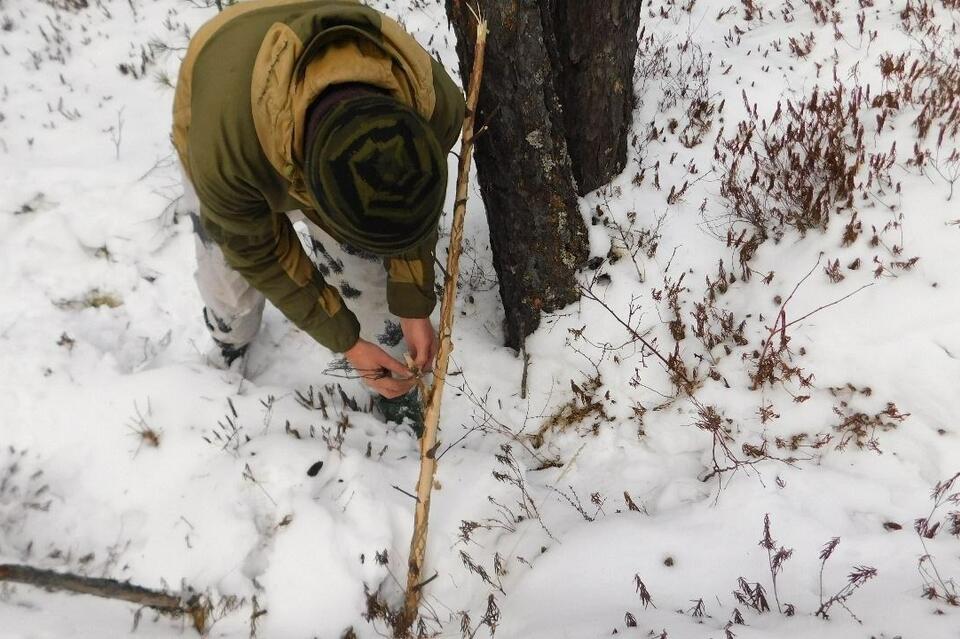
[387,281,437,319]
[307,306,362,353]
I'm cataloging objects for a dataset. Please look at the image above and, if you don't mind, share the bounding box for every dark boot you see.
[207,338,250,370]
[216,340,250,367]
[374,389,425,437]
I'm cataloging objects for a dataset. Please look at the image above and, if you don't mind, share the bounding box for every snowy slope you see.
[1,0,958,638]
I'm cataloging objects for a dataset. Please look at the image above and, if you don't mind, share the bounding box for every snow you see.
[1,0,958,638]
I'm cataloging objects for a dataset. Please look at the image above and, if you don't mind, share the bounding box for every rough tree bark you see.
[543,0,642,195]
[447,0,589,350]
[446,0,641,349]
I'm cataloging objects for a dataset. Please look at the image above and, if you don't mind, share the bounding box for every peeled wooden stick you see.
[398,12,488,635]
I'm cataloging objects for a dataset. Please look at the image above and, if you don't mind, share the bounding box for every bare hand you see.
[344,339,415,398]
[400,317,438,372]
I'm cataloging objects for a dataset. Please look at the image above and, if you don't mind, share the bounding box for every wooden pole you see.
[398,11,488,636]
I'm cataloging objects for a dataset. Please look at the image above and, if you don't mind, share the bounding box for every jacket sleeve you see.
[428,58,467,154]
[200,202,361,353]
[383,228,438,318]
[382,60,464,318]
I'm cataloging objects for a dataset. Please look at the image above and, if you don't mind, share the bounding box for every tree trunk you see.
[447,0,589,350]
[542,0,642,195]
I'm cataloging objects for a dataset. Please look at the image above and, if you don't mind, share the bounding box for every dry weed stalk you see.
[719,84,893,246]
[530,372,614,448]
[831,399,908,452]
[634,574,656,609]
[759,514,795,615]
[884,5,960,197]
[579,273,699,396]
[814,539,877,622]
[748,256,873,392]
[693,400,798,486]
[733,577,770,614]
[126,399,161,455]
[914,472,960,606]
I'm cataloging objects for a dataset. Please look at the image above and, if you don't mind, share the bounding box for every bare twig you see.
[578,283,693,392]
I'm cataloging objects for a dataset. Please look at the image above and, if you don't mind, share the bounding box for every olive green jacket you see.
[172,0,465,352]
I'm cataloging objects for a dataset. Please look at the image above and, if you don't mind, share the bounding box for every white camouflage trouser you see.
[182,174,321,348]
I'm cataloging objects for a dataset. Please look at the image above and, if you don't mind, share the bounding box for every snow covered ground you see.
[1,0,958,637]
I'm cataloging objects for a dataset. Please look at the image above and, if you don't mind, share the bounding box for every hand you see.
[400,317,438,372]
[344,339,415,399]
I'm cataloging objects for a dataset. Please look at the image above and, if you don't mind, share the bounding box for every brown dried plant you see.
[815,537,877,623]
[914,472,960,606]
